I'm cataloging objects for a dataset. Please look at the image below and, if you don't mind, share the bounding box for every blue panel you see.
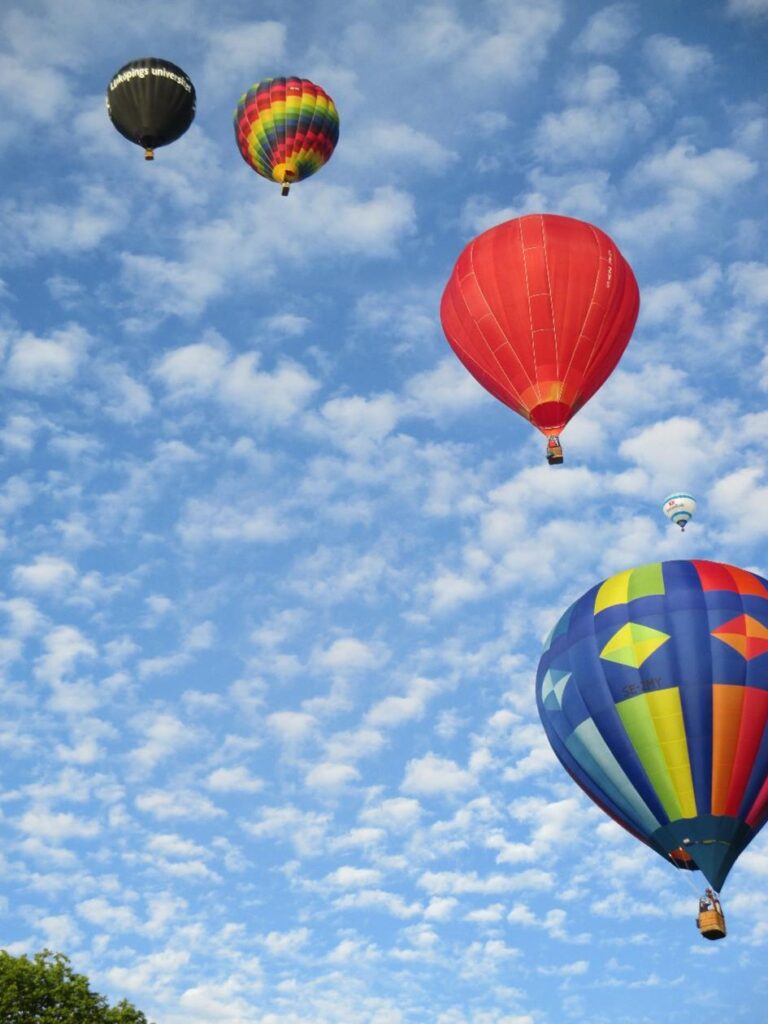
[568,721,660,835]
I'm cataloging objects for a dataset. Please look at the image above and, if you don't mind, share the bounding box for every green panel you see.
[628,562,665,601]
[618,694,683,820]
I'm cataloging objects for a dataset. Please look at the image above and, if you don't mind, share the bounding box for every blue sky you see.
[1,0,768,1021]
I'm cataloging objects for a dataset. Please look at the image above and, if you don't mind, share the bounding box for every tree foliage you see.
[0,950,152,1024]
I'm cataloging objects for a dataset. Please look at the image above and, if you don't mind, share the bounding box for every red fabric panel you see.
[746,775,768,830]
[724,687,768,815]
[693,559,768,597]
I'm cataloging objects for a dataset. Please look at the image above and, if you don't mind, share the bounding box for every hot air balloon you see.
[440,214,639,464]
[234,77,340,196]
[537,558,768,938]
[107,58,196,161]
[662,492,696,531]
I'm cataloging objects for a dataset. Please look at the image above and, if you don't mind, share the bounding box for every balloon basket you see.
[697,907,726,940]
[697,890,726,940]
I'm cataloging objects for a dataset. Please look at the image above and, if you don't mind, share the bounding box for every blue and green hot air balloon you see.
[537,559,768,922]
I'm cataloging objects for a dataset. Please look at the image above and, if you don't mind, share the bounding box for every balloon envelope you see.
[107,58,196,157]
[234,76,339,189]
[440,214,639,437]
[663,492,697,530]
[536,559,768,891]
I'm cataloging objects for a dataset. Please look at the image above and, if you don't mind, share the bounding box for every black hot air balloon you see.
[107,58,196,161]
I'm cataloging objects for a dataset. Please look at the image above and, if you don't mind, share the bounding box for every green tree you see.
[0,949,153,1024]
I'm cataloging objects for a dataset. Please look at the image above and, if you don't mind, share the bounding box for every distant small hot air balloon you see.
[107,58,196,161]
[663,493,696,531]
[234,76,340,196]
[537,558,768,939]
[440,214,639,465]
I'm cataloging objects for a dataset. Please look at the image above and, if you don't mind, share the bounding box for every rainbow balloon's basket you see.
[697,890,726,940]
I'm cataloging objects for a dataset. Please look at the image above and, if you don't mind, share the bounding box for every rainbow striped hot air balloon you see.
[537,559,768,898]
[233,76,340,195]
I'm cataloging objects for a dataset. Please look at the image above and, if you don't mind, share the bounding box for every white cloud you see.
[0,53,71,127]
[243,805,329,857]
[401,753,476,797]
[403,358,489,420]
[177,979,261,1023]
[461,1,564,82]
[709,467,768,543]
[4,324,90,392]
[728,261,768,306]
[13,555,77,592]
[147,834,208,860]
[643,35,713,85]
[325,865,383,888]
[263,313,311,337]
[122,185,416,318]
[344,121,457,173]
[202,21,287,97]
[418,869,555,895]
[1,596,44,636]
[17,807,100,840]
[616,143,758,245]
[76,897,139,931]
[334,888,422,918]
[260,927,311,957]
[572,3,637,53]
[267,711,317,746]
[634,142,756,194]
[38,914,82,950]
[313,636,385,673]
[0,414,40,453]
[0,186,127,258]
[34,625,96,684]
[206,767,264,793]
[533,95,652,165]
[305,762,361,791]
[617,416,715,492]
[176,498,292,546]
[99,365,152,423]
[154,339,320,424]
[128,712,196,774]
[135,789,225,820]
[360,797,423,832]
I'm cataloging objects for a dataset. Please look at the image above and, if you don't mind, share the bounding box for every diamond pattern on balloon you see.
[711,615,768,660]
[541,668,572,711]
[600,622,670,668]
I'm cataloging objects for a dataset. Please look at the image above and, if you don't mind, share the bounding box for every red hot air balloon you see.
[440,214,640,464]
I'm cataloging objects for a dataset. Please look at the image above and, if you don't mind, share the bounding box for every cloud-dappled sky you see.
[1,0,768,1021]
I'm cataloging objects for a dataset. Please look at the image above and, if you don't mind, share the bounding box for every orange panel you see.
[711,684,745,815]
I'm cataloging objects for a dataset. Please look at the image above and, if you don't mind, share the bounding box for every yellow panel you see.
[645,689,697,818]
[595,570,632,613]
